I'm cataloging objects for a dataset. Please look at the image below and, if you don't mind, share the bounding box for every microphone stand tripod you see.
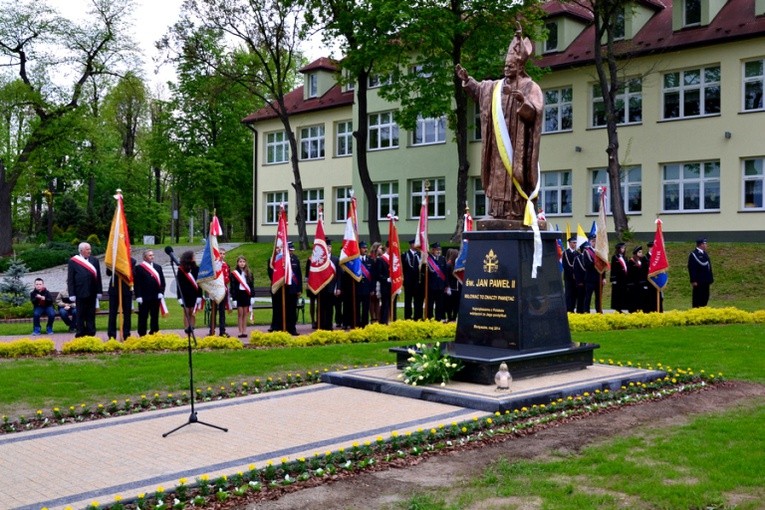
[163,255,227,437]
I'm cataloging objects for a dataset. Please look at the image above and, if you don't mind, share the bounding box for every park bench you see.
[0,291,111,324]
[203,286,305,325]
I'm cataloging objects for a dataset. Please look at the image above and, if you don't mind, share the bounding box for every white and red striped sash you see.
[140,261,162,286]
[71,255,98,278]
[231,270,251,296]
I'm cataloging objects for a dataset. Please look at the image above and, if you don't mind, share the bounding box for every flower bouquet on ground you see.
[399,342,462,387]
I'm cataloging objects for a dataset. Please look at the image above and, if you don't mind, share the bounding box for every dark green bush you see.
[0,300,34,319]
[18,248,73,272]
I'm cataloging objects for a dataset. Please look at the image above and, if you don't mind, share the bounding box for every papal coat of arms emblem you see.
[483,249,499,273]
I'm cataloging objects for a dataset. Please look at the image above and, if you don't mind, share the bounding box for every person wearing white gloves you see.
[67,242,103,338]
[229,255,254,338]
[134,250,167,336]
[176,250,203,331]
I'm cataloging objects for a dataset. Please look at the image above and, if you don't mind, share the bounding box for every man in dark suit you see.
[134,250,166,336]
[356,241,376,327]
[402,239,423,320]
[561,236,579,313]
[317,239,340,330]
[688,237,713,307]
[425,242,449,321]
[285,242,302,335]
[67,242,103,337]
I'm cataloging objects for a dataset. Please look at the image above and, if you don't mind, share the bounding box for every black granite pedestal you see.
[391,229,597,384]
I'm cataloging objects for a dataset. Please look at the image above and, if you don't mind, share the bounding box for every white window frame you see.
[540,170,572,216]
[592,78,642,127]
[265,191,288,224]
[410,178,446,219]
[302,188,324,223]
[472,177,488,217]
[368,111,399,151]
[335,121,353,157]
[299,125,325,161]
[307,73,318,98]
[590,166,642,214]
[543,86,573,133]
[743,58,765,112]
[472,102,482,141]
[613,9,625,40]
[376,181,399,219]
[266,131,289,164]
[662,160,721,212]
[334,186,353,222]
[684,0,701,26]
[662,66,721,120]
[413,115,446,146]
[368,73,392,88]
[742,158,765,210]
[544,21,558,53]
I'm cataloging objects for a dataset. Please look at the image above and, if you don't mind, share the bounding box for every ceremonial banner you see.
[339,196,362,281]
[413,194,429,265]
[387,214,403,296]
[594,187,610,274]
[105,191,133,285]
[308,212,335,294]
[198,214,227,304]
[453,210,473,283]
[270,205,292,293]
[648,218,670,290]
[576,223,588,249]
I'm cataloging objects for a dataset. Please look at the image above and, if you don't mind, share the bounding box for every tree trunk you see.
[354,69,381,243]
[280,109,309,250]
[451,39,470,242]
[0,160,13,255]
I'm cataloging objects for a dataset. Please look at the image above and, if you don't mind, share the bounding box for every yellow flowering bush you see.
[0,338,55,358]
[62,336,108,354]
[197,335,244,350]
[568,307,763,332]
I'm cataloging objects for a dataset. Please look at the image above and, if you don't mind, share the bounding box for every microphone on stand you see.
[165,246,181,266]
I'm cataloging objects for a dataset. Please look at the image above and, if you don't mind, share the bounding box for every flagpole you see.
[422,181,430,320]
[281,286,286,332]
[118,275,124,341]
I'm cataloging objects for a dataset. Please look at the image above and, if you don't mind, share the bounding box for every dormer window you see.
[684,0,701,26]
[307,73,318,98]
[613,9,625,40]
[544,21,559,53]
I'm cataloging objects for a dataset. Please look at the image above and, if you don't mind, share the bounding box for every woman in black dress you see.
[176,250,202,330]
[230,256,254,338]
[609,243,628,313]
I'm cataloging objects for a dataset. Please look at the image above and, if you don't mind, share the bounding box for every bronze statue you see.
[456,27,543,223]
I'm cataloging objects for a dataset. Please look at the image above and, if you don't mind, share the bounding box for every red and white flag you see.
[308,210,336,294]
[270,205,292,293]
[594,187,611,274]
[387,213,403,296]
[413,194,429,266]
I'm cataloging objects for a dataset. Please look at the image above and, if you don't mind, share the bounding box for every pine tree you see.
[0,257,31,306]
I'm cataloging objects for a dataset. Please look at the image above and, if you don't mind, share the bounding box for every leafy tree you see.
[0,0,137,255]
[163,0,308,247]
[307,0,410,243]
[570,0,631,238]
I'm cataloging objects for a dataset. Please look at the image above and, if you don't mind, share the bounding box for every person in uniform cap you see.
[317,238,340,330]
[643,241,661,312]
[562,236,579,313]
[627,245,648,313]
[356,241,375,327]
[609,243,628,313]
[403,239,424,320]
[688,237,713,307]
[285,241,302,335]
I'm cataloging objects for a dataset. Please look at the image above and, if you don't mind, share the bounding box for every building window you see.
[376,181,399,219]
[592,79,642,127]
[334,186,352,221]
[266,131,289,164]
[662,160,720,212]
[335,121,353,157]
[413,116,446,145]
[368,111,399,150]
[684,0,701,26]
[412,64,432,79]
[543,87,573,133]
[743,59,764,111]
[307,73,318,98]
[410,178,446,219]
[544,21,558,53]
[368,73,392,88]
[663,66,720,119]
[265,191,288,224]
[613,9,625,40]
[540,170,572,216]
[743,158,764,209]
[472,102,482,141]
[473,178,487,217]
[302,188,324,223]
[590,166,642,214]
[299,125,325,160]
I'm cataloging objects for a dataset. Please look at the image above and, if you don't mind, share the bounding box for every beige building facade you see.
[244,0,765,243]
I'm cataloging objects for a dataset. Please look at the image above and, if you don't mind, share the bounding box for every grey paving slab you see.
[1,383,483,510]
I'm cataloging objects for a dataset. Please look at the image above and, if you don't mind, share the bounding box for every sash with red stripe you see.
[427,256,446,282]
[71,255,98,278]
[231,270,251,296]
[360,261,372,281]
[141,261,162,286]
[179,268,198,289]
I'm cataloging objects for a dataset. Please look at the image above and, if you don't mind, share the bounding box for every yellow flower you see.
[114,495,123,502]
[90,502,99,508]
[156,486,165,493]
[178,478,187,485]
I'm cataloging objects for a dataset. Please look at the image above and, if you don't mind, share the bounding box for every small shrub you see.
[197,335,245,350]
[62,337,106,354]
[0,338,56,358]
